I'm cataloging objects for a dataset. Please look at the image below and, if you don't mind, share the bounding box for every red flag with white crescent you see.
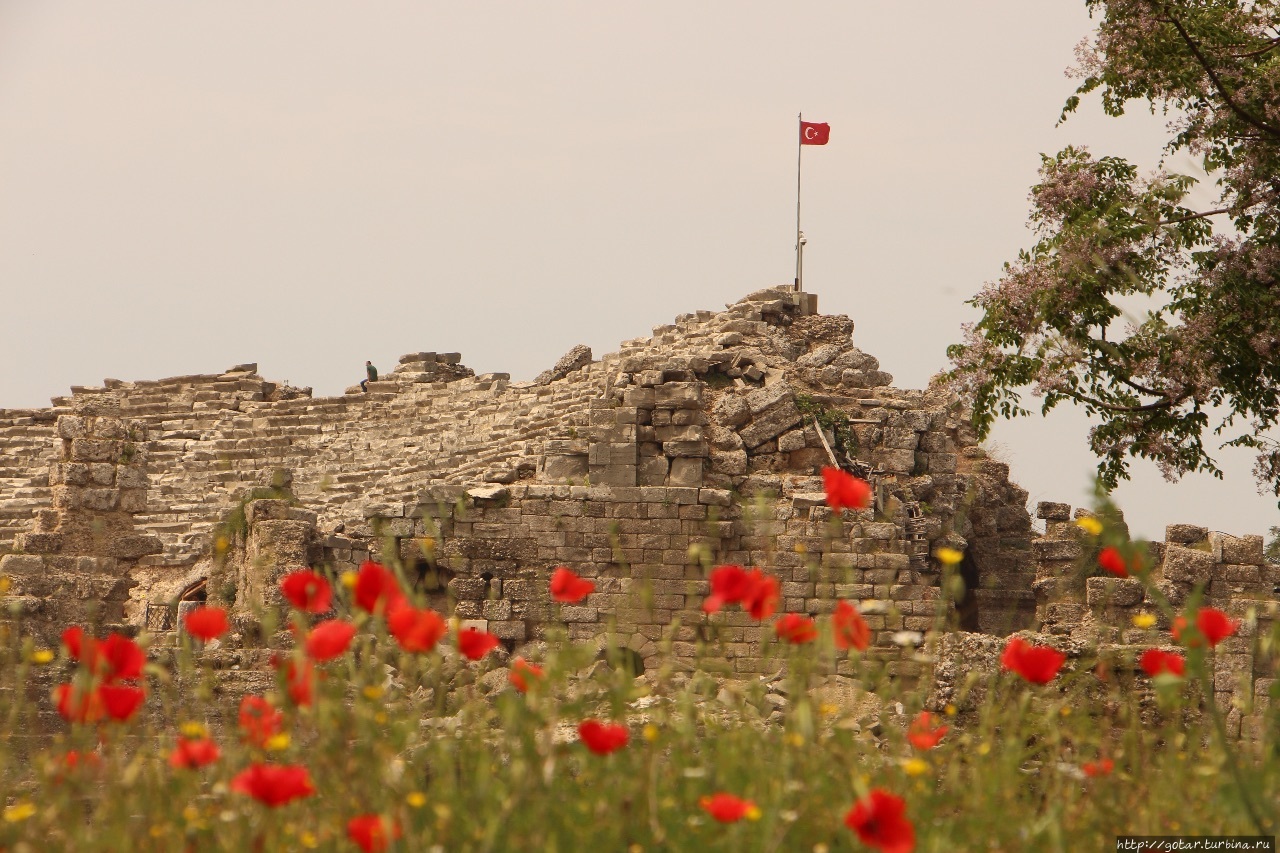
[800,121,830,145]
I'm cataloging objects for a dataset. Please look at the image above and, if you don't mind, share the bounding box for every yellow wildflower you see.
[406,792,427,808]
[944,704,957,716]
[1132,613,1157,629]
[934,547,964,566]
[265,733,291,752]
[902,758,929,776]
[30,649,54,664]
[3,802,36,823]
[745,805,763,821]
[785,733,804,747]
[0,575,10,596]
[180,721,208,738]
[340,571,358,589]
[642,724,660,742]
[300,831,319,849]
[363,685,384,701]
[1075,517,1103,536]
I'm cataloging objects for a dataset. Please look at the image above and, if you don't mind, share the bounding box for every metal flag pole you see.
[795,112,803,291]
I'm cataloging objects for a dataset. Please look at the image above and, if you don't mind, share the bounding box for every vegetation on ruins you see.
[0,473,1276,851]
[943,0,1280,500]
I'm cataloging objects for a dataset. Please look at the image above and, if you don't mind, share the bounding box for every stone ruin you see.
[0,286,1275,733]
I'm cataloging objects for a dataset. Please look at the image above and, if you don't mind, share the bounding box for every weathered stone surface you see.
[712,394,750,428]
[535,344,593,385]
[653,382,703,409]
[1036,502,1071,521]
[738,401,802,448]
[1085,576,1144,607]
[1163,545,1214,585]
[1165,524,1208,544]
[745,381,793,415]
[1210,532,1264,566]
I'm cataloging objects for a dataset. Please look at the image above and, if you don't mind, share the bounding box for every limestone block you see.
[14,533,62,554]
[1032,539,1083,561]
[712,394,751,427]
[1036,502,1071,521]
[70,439,118,463]
[745,381,792,415]
[623,387,656,409]
[52,463,89,486]
[1163,545,1214,585]
[81,489,120,512]
[57,416,88,439]
[882,428,919,450]
[543,455,589,482]
[709,449,747,475]
[589,464,636,487]
[465,485,510,502]
[589,443,636,466]
[1210,532,1264,566]
[707,425,744,451]
[663,440,709,458]
[923,453,957,474]
[488,620,526,641]
[655,425,702,442]
[1085,577,1144,607]
[668,458,704,487]
[637,456,669,486]
[670,410,706,426]
[873,448,916,474]
[797,344,841,367]
[105,534,163,559]
[654,382,704,409]
[88,463,116,486]
[739,400,802,448]
[118,489,147,513]
[1165,524,1207,544]
[777,429,806,453]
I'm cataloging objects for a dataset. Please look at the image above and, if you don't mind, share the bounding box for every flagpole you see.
[795,112,803,291]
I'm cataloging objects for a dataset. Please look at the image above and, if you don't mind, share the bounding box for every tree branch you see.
[1158,206,1234,226]
[1158,5,1280,141]
[1059,387,1183,414]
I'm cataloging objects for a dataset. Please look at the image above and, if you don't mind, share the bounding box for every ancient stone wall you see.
[1,287,1270,693]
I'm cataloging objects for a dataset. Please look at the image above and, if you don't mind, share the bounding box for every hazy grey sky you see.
[1,2,1274,540]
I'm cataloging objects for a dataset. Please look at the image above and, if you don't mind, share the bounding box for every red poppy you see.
[238,696,284,748]
[702,564,751,614]
[65,631,144,683]
[823,467,872,513]
[699,792,758,823]
[282,658,315,707]
[99,683,146,722]
[742,570,780,621]
[1000,637,1066,685]
[907,711,948,750]
[54,683,105,724]
[844,788,915,853]
[184,606,229,641]
[230,763,315,807]
[304,619,357,662]
[1082,758,1114,777]
[169,736,221,769]
[387,605,447,654]
[353,561,405,616]
[280,570,333,614]
[1183,607,1238,647]
[509,657,545,693]
[1140,648,1186,678]
[61,750,102,772]
[774,613,818,644]
[549,566,595,603]
[347,814,403,853]
[578,719,629,755]
[1097,547,1128,578]
[834,600,871,651]
[457,627,501,661]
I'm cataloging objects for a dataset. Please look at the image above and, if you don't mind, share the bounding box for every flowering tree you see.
[942,0,1280,499]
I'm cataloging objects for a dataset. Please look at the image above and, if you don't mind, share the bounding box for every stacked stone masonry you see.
[1,288,1274,723]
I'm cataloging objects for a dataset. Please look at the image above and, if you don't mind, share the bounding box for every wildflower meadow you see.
[0,470,1277,852]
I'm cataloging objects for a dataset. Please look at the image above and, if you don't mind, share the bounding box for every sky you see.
[0,1,1275,541]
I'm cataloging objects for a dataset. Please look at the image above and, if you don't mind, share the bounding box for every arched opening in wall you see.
[956,552,981,632]
[598,646,645,677]
[179,579,208,603]
[413,557,456,611]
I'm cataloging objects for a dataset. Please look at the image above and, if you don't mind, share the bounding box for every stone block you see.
[709,449,747,476]
[488,621,526,641]
[712,394,751,427]
[1165,524,1207,544]
[590,464,637,487]
[777,428,806,453]
[1163,545,1214,585]
[105,534,163,559]
[1036,502,1071,521]
[543,455,589,482]
[1210,532,1264,566]
[699,489,732,506]
[637,456,669,486]
[664,440,708,458]
[14,533,62,554]
[70,439,118,463]
[1085,576,1143,607]
[623,387,656,409]
[745,381,792,415]
[739,400,802,448]
[668,458,703,487]
[588,443,637,466]
[1032,539,1082,561]
[654,382,703,409]
[874,448,916,473]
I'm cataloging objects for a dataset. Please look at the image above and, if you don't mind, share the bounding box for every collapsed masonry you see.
[0,288,1274,727]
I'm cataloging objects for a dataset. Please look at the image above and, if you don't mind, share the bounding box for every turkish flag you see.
[800,121,830,145]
